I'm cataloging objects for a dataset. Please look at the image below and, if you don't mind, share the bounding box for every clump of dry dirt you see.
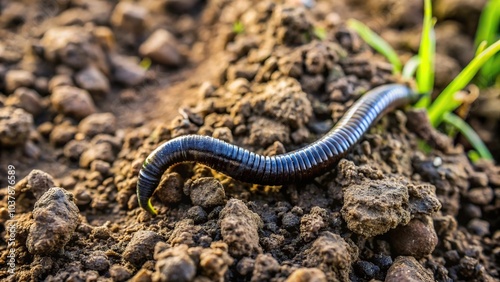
[0,0,499,281]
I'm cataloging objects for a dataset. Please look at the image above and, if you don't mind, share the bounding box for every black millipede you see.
[137,84,419,215]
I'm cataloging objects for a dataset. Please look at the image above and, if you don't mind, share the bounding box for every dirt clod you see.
[78,113,117,138]
[156,172,184,204]
[152,244,196,282]
[49,123,77,146]
[5,87,44,116]
[84,251,110,272]
[285,268,327,282]
[0,107,33,146]
[300,206,328,242]
[303,232,357,282]
[4,69,35,93]
[16,169,55,200]
[109,264,132,282]
[139,29,183,67]
[26,187,80,255]
[51,86,96,119]
[341,178,411,237]
[79,142,116,168]
[189,177,226,208]
[109,55,147,86]
[123,230,163,267]
[385,256,434,282]
[219,199,263,258]
[251,254,280,282]
[75,65,110,96]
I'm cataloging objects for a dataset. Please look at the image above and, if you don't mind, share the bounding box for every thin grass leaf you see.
[428,40,500,126]
[442,112,493,161]
[347,19,402,74]
[402,56,420,80]
[474,0,500,86]
[468,150,481,163]
[474,0,500,47]
[415,0,435,108]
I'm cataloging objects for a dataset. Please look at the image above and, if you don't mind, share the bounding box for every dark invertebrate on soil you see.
[137,84,418,215]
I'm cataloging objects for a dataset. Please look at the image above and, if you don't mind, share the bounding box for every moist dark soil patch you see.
[0,1,498,282]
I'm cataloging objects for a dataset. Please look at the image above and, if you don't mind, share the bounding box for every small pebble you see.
[63,140,89,161]
[5,87,44,116]
[354,261,380,280]
[0,107,33,146]
[186,206,208,224]
[110,54,147,86]
[111,2,148,33]
[78,113,117,138]
[139,29,183,66]
[281,212,300,230]
[75,65,110,96]
[79,142,115,168]
[109,265,132,282]
[16,169,55,200]
[388,217,438,258]
[49,123,77,146]
[4,69,35,93]
[51,86,96,119]
[372,254,393,271]
[467,187,494,205]
[84,252,110,272]
[48,75,73,92]
[467,218,490,237]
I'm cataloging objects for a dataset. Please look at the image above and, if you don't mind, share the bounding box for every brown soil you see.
[1,0,499,281]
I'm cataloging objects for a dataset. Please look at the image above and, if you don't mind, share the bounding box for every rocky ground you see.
[0,0,499,281]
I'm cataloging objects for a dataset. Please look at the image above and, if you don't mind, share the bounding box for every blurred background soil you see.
[0,0,499,281]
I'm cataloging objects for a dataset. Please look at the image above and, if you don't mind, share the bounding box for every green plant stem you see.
[347,19,402,74]
[415,0,435,107]
[427,40,500,126]
[442,112,493,160]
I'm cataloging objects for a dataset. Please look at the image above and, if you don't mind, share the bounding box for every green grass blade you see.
[442,112,493,161]
[474,0,500,47]
[347,19,402,74]
[415,0,435,108]
[428,40,500,126]
[402,56,420,80]
[474,0,500,86]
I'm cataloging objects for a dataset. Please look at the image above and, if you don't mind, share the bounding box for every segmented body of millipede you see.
[137,84,418,215]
